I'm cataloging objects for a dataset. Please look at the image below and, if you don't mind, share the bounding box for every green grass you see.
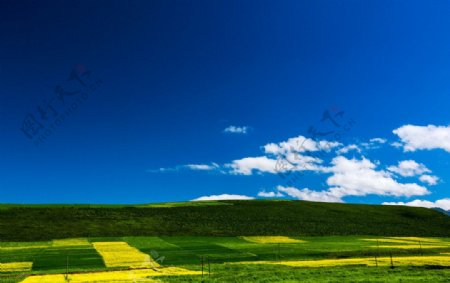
[162,264,450,283]
[0,200,449,241]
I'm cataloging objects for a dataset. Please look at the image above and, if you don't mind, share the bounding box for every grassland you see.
[0,200,449,281]
[0,236,449,282]
[0,200,449,241]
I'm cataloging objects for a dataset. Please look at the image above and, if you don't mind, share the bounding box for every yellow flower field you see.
[372,245,448,249]
[388,237,445,243]
[0,262,33,272]
[0,245,49,251]
[52,238,91,247]
[234,255,450,268]
[20,267,202,283]
[93,242,159,268]
[363,238,421,244]
[363,237,450,249]
[241,236,305,244]
[0,238,91,251]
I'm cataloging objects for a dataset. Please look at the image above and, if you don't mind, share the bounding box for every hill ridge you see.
[0,200,449,241]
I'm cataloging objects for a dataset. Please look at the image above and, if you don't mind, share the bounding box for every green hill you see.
[0,200,449,241]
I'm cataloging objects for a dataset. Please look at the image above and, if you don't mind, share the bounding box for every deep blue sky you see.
[1,1,450,206]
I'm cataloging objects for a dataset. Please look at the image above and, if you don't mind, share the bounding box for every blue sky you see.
[1,1,450,209]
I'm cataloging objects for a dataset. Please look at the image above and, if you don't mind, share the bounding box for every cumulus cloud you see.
[419,174,439,186]
[257,190,284,198]
[223,126,249,134]
[387,160,431,177]
[393,124,450,152]
[325,156,429,199]
[261,156,430,203]
[383,198,450,211]
[225,135,340,176]
[192,194,254,201]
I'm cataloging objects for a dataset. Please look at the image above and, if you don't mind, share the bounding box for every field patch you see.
[362,237,450,250]
[93,242,159,268]
[373,245,449,249]
[388,237,444,243]
[234,255,450,268]
[0,262,33,272]
[20,267,201,283]
[52,238,90,247]
[0,238,91,251]
[241,236,305,244]
[363,238,421,244]
[160,237,256,264]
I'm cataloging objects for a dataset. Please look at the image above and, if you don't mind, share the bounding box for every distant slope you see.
[0,200,449,241]
[434,207,450,216]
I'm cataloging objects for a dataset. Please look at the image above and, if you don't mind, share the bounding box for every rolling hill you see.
[0,200,449,241]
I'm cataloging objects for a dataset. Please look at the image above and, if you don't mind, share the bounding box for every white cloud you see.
[387,160,431,177]
[266,156,430,203]
[227,154,324,175]
[383,198,450,211]
[335,138,388,155]
[149,163,219,173]
[153,135,342,176]
[263,135,341,156]
[322,156,429,200]
[393,124,450,152]
[223,126,249,134]
[419,174,439,186]
[185,163,219,170]
[370,138,387,144]
[277,186,342,203]
[226,156,279,175]
[192,194,254,201]
[326,156,429,198]
[391,141,403,148]
[257,190,284,198]
[336,144,361,154]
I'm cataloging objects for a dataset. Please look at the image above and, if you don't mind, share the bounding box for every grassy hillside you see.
[0,200,449,241]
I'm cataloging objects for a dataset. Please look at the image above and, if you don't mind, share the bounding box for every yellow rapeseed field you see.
[0,245,49,251]
[52,238,91,247]
[362,238,421,244]
[93,242,159,268]
[388,237,445,243]
[234,255,450,268]
[363,237,449,249]
[241,236,305,244]
[372,245,448,249]
[0,238,91,251]
[0,262,33,272]
[20,267,202,283]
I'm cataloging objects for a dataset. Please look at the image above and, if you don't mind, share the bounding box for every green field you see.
[1,200,449,282]
[0,235,450,282]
